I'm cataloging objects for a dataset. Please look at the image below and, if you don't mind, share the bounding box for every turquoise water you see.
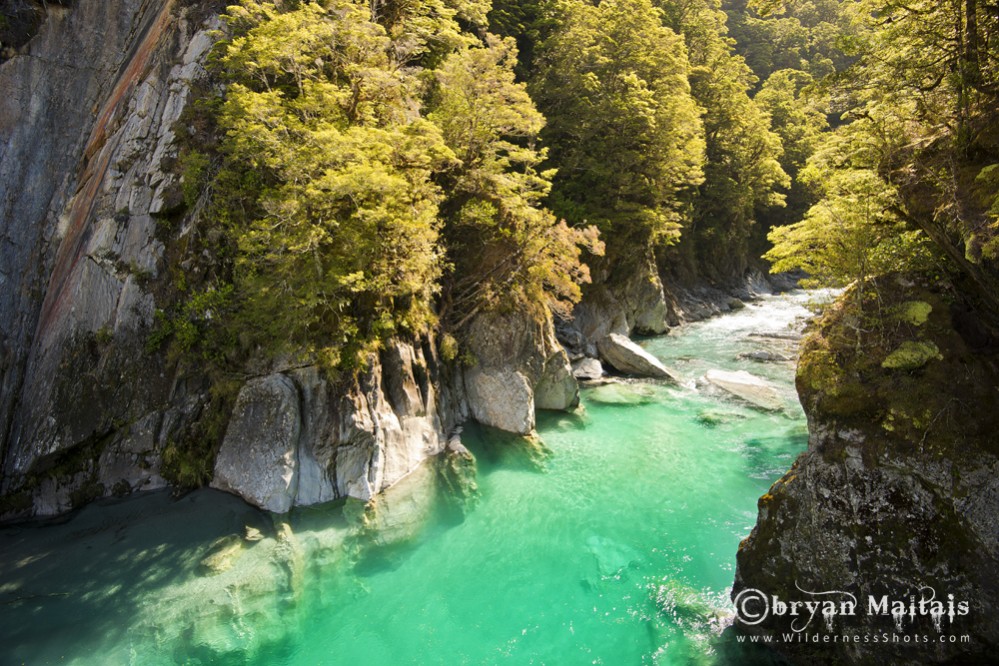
[0,292,823,666]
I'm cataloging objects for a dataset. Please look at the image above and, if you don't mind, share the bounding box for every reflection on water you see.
[0,290,827,665]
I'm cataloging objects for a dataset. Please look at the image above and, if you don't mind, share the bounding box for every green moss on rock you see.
[881,340,942,370]
[897,300,933,326]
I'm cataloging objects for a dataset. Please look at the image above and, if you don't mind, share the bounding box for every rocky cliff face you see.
[0,0,206,512]
[733,275,999,664]
[211,340,461,513]
[0,0,582,519]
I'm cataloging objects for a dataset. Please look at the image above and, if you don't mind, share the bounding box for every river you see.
[0,290,827,665]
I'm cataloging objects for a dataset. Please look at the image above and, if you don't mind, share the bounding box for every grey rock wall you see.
[212,338,470,512]
[0,0,177,482]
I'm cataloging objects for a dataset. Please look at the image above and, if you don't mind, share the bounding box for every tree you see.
[754,68,828,226]
[764,107,935,288]
[428,34,602,324]
[659,0,789,281]
[765,169,925,287]
[722,0,853,83]
[762,0,999,305]
[531,0,706,253]
[213,0,454,370]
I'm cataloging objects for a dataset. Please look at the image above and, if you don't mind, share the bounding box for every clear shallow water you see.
[0,291,827,666]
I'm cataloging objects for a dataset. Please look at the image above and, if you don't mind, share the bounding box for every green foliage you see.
[974,164,999,259]
[755,70,826,181]
[753,69,827,224]
[161,376,241,489]
[765,111,938,288]
[178,149,210,209]
[723,0,853,83]
[532,0,705,250]
[94,326,113,346]
[212,0,453,371]
[163,0,602,376]
[838,0,999,138]
[487,0,556,77]
[761,0,999,305]
[659,0,789,280]
[429,35,603,322]
[373,0,488,66]
[766,169,923,286]
[147,285,235,362]
[439,332,459,362]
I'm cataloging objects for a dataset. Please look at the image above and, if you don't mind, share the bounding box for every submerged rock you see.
[439,433,479,506]
[737,350,791,363]
[695,409,749,427]
[654,580,727,626]
[586,382,660,406]
[704,369,783,411]
[364,461,439,548]
[199,534,245,576]
[586,534,643,577]
[597,333,680,381]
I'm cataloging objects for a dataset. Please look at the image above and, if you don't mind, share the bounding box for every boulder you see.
[212,375,302,513]
[535,352,580,411]
[704,369,783,411]
[464,367,535,435]
[597,333,679,382]
[462,309,579,435]
[571,357,605,381]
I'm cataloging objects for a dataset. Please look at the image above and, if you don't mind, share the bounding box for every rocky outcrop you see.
[733,276,999,664]
[210,339,459,512]
[597,333,679,381]
[666,270,781,323]
[0,0,471,518]
[0,0,588,519]
[564,247,670,356]
[464,310,578,435]
[0,0,224,517]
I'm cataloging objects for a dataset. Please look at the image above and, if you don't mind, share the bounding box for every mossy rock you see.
[897,300,933,326]
[881,340,942,370]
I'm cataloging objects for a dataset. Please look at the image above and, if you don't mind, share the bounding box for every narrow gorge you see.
[1,0,998,664]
